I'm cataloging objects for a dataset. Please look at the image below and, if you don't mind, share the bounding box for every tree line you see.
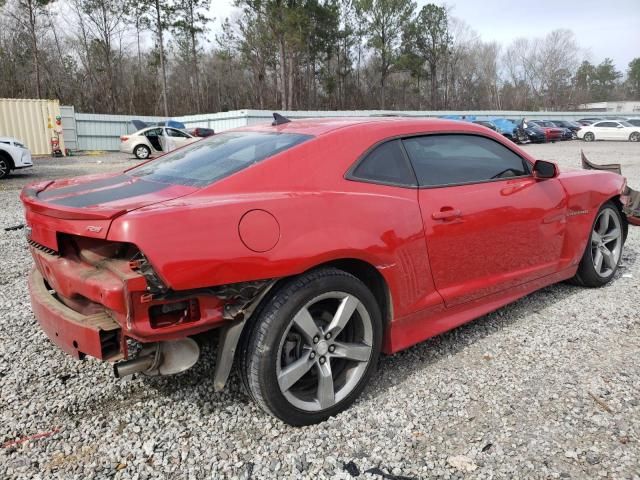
[1,0,638,116]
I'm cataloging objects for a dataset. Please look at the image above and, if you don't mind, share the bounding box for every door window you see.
[166,128,190,138]
[403,134,530,187]
[349,139,417,187]
[144,128,163,137]
[594,122,618,128]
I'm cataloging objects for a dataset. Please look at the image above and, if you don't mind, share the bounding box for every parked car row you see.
[446,115,640,144]
[577,116,640,126]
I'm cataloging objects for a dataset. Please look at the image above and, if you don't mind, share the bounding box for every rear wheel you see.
[134,145,151,159]
[240,268,382,426]
[570,202,624,287]
[584,132,595,142]
[630,132,640,142]
[0,157,10,179]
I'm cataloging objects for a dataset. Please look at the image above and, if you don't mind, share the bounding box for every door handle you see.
[432,208,462,220]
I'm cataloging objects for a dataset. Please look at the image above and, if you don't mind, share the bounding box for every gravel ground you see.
[1,143,639,480]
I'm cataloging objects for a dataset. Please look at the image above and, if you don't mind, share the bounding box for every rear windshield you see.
[128,131,312,187]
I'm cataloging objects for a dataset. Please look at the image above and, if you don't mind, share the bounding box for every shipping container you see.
[0,98,66,155]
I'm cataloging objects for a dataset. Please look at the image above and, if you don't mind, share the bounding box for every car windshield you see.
[128,131,312,187]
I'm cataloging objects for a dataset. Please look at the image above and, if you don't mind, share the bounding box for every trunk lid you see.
[21,172,198,250]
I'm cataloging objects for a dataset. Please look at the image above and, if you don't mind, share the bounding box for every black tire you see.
[584,132,595,142]
[630,132,640,142]
[134,144,151,159]
[0,156,11,179]
[239,267,382,426]
[570,202,625,287]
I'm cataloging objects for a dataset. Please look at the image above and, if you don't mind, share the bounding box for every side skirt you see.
[385,266,578,354]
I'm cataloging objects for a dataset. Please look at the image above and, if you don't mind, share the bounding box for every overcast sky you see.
[211,0,639,73]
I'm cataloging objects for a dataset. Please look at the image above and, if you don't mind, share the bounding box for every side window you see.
[597,122,617,128]
[350,139,416,186]
[144,128,163,137]
[166,128,190,138]
[403,134,530,187]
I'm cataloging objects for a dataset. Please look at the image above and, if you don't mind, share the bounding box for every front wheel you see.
[630,132,640,142]
[584,132,595,142]
[570,202,625,287]
[240,268,382,425]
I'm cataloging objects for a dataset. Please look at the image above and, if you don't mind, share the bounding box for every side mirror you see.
[533,160,558,179]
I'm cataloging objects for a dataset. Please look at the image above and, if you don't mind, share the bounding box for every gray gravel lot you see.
[1,142,639,479]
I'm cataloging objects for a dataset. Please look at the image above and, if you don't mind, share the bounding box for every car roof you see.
[234,116,483,136]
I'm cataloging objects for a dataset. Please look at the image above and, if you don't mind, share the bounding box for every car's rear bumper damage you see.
[29,268,122,360]
[26,233,273,389]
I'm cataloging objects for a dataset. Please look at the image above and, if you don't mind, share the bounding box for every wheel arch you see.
[0,149,15,169]
[250,257,392,331]
[309,258,392,328]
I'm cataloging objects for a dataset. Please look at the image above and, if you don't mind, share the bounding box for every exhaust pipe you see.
[113,354,155,378]
[113,338,200,378]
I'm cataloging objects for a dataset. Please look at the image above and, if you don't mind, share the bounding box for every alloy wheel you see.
[630,132,640,142]
[135,146,149,159]
[276,291,373,412]
[590,208,623,278]
[0,159,8,178]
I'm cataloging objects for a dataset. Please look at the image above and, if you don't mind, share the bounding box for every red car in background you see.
[528,120,564,141]
[21,116,639,425]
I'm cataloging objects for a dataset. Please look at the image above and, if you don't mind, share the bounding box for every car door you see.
[594,121,618,140]
[403,133,568,308]
[607,122,625,140]
[143,128,164,152]
[165,128,194,148]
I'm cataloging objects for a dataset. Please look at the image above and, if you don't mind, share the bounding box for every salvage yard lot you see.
[1,142,639,479]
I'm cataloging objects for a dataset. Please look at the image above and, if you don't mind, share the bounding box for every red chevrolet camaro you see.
[21,116,639,425]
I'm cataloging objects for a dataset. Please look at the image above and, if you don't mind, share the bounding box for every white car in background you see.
[577,120,640,142]
[0,137,33,179]
[120,127,201,159]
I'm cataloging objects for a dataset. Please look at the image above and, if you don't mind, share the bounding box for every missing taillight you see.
[149,299,200,328]
[130,251,168,294]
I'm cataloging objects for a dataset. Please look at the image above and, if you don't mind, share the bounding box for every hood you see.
[21,172,198,221]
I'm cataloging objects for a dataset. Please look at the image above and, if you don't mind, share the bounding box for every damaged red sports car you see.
[21,116,640,425]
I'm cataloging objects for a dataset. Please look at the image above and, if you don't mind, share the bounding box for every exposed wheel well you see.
[0,150,15,169]
[610,195,629,241]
